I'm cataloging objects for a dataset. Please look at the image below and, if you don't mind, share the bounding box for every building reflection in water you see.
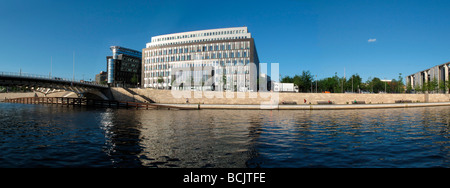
[135,110,264,168]
[99,108,144,167]
[98,107,450,168]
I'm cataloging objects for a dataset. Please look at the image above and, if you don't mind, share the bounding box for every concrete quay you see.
[128,88,450,105]
[155,102,450,110]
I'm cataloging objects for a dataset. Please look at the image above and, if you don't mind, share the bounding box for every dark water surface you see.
[1,103,450,168]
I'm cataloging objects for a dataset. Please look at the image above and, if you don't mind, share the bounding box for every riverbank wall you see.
[3,89,450,106]
[0,92,44,102]
[128,88,450,105]
[0,91,78,102]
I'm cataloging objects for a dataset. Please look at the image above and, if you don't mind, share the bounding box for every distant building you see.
[95,71,107,84]
[406,62,450,92]
[107,46,142,87]
[142,26,260,91]
[259,73,271,91]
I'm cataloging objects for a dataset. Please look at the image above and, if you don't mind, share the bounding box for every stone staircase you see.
[122,87,155,103]
[111,87,155,103]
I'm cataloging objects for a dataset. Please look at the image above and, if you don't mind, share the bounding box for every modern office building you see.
[406,61,450,92]
[107,46,142,87]
[142,26,260,91]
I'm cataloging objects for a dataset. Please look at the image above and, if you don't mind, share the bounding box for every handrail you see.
[0,71,108,87]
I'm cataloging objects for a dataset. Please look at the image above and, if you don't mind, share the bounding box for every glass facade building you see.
[107,46,142,87]
[142,27,260,91]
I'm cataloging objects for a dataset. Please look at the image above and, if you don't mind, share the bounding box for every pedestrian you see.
[186,98,189,104]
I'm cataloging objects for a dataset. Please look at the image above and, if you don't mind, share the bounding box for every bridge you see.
[0,71,111,99]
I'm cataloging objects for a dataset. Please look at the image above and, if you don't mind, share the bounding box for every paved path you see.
[155,102,450,110]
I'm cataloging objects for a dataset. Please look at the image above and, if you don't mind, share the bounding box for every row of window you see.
[143,59,251,71]
[144,41,251,57]
[152,29,247,42]
[144,72,251,86]
[144,51,250,64]
[115,49,142,57]
[145,66,251,79]
[150,36,249,47]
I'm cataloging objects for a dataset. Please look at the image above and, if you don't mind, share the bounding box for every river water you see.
[1,103,450,168]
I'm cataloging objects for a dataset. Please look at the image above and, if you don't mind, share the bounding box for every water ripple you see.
[1,103,450,167]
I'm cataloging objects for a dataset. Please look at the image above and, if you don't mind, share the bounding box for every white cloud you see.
[368,38,377,43]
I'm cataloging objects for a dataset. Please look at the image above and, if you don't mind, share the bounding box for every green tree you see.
[421,81,428,93]
[406,82,413,93]
[158,76,164,89]
[429,78,438,93]
[439,80,446,93]
[281,71,314,93]
[280,75,293,83]
[446,80,450,94]
[345,74,362,93]
[300,70,313,92]
[131,74,138,85]
[367,77,384,93]
[396,73,405,93]
[222,75,227,91]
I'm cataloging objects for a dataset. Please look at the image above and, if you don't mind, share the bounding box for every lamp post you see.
[381,79,392,93]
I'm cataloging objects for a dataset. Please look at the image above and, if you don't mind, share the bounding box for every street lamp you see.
[381,79,392,93]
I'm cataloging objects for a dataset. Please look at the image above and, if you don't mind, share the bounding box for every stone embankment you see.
[4,88,450,110]
[128,88,450,105]
[0,91,78,102]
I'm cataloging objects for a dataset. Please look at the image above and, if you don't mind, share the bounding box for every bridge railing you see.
[0,71,108,87]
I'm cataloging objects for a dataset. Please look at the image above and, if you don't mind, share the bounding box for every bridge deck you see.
[0,71,108,89]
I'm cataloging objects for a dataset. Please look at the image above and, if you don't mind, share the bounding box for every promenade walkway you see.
[154,102,450,110]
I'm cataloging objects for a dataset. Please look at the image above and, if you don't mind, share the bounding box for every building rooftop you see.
[146,26,251,48]
[110,46,142,58]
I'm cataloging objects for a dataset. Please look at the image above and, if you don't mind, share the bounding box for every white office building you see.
[406,62,450,93]
[142,26,260,91]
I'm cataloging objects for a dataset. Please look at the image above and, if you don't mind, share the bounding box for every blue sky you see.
[1,0,450,82]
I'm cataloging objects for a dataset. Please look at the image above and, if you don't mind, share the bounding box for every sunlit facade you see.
[406,62,450,92]
[107,46,142,87]
[142,27,259,91]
